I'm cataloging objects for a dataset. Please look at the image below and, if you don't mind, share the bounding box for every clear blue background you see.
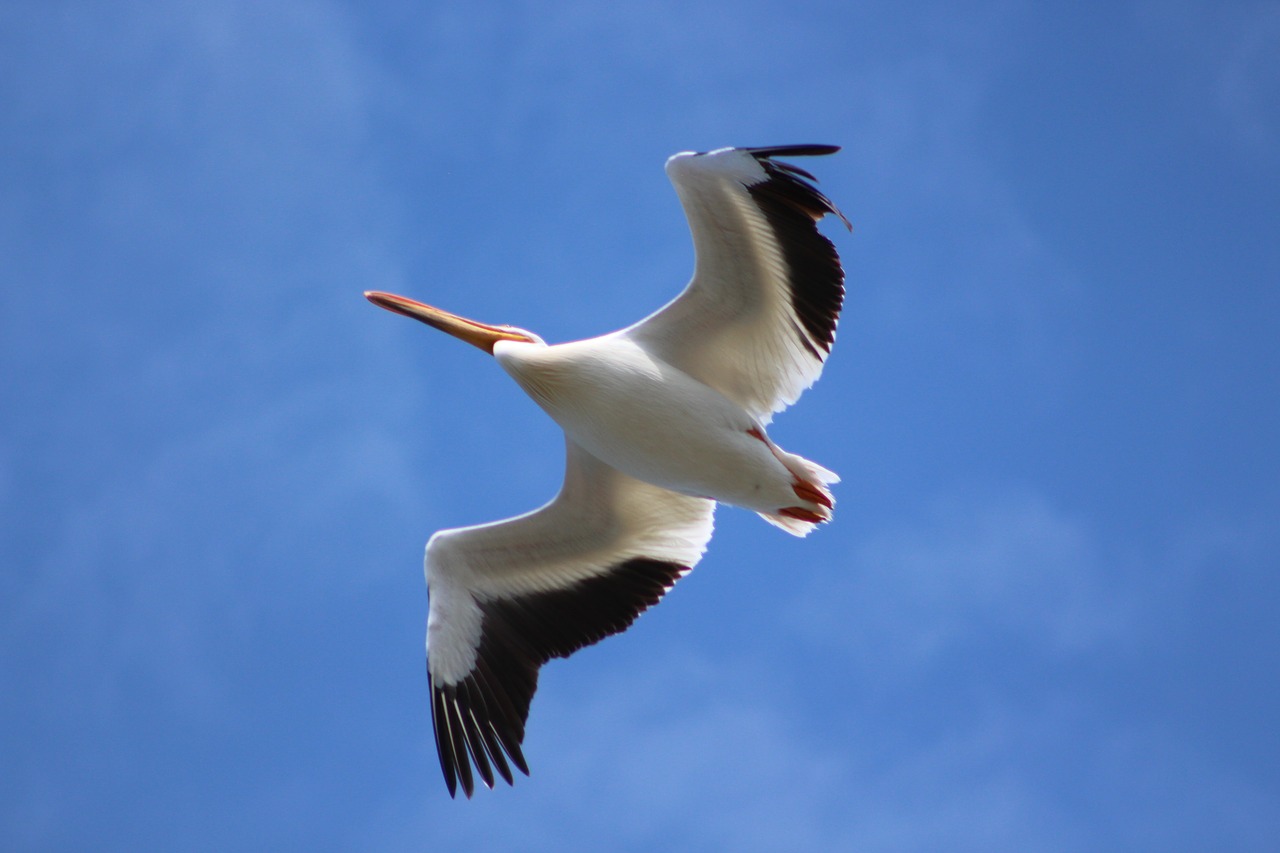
[3,1,1279,849]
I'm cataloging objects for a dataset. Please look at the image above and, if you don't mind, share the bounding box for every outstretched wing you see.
[424,439,715,797]
[627,145,850,423]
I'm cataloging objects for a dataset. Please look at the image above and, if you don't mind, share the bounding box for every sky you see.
[2,0,1279,850]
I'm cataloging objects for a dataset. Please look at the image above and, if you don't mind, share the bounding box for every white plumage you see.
[365,145,851,797]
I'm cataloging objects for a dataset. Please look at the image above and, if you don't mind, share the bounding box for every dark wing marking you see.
[630,144,851,420]
[745,148,849,356]
[431,557,689,797]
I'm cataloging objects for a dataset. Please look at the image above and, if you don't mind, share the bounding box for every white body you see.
[495,333,835,522]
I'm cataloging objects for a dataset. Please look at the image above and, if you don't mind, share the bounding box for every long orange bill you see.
[364,291,537,354]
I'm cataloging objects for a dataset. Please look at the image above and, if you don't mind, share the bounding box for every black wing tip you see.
[744,144,841,160]
[433,674,532,799]
[744,152,849,354]
[741,146,852,232]
[429,557,690,798]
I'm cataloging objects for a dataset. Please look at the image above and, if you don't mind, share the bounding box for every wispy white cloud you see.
[368,623,1280,851]
[1,0,422,700]
[788,488,1133,679]
[358,483,1280,851]
[364,654,846,852]
[5,369,424,706]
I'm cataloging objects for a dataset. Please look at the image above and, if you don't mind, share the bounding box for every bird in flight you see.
[366,145,851,797]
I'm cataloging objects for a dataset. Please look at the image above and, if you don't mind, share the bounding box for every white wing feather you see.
[627,146,850,423]
[424,438,715,796]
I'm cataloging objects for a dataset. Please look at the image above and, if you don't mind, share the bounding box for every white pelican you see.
[366,145,851,797]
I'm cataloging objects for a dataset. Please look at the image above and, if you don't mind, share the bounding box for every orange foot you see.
[792,480,833,509]
[779,506,826,524]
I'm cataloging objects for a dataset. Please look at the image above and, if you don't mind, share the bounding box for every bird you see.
[365,145,851,797]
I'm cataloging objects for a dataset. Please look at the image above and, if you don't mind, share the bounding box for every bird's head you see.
[364,291,544,353]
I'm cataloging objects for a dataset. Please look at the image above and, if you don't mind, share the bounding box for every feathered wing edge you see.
[425,442,715,797]
[430,557,691,797]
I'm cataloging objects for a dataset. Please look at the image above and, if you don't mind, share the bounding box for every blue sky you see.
[3,1,1279,849]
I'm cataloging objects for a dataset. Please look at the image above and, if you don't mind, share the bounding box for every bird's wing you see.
[626,145,850,423]
[424,438,715,797]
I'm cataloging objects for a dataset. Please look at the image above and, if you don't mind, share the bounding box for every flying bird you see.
[366,145,851,797]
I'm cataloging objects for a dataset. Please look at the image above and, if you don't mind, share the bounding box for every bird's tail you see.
[757,451,839,538]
